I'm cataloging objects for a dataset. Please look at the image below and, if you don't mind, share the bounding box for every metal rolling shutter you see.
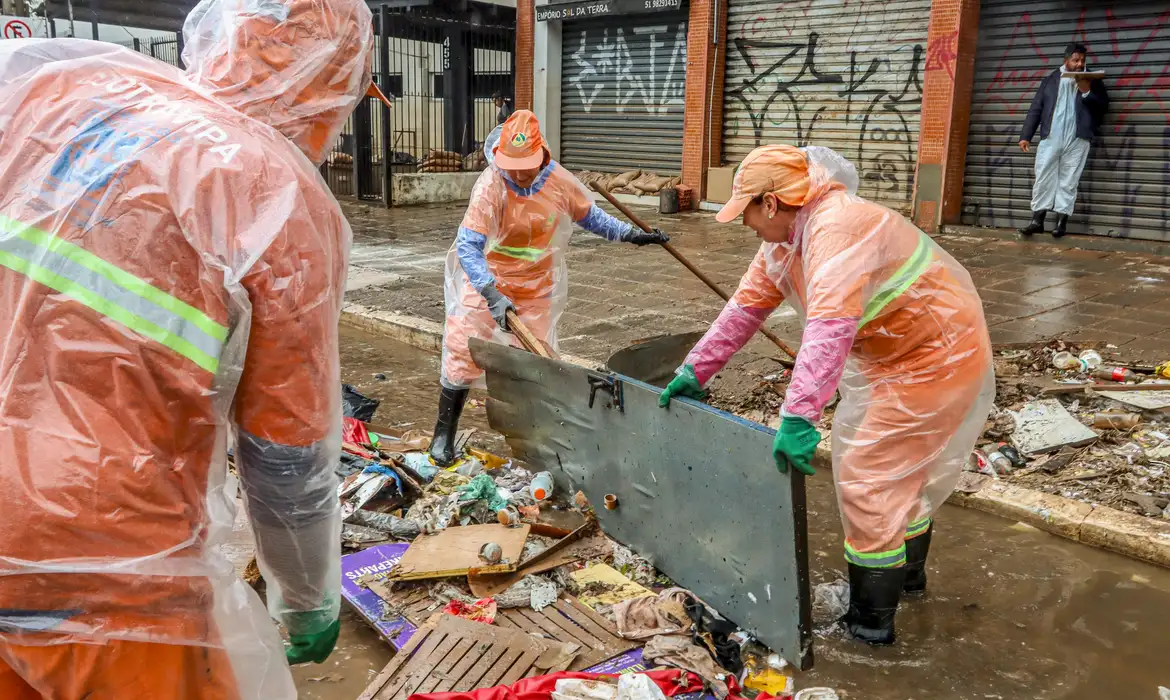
[560,15,688,174]
[962,2,1170,240]
[721,0,930,213]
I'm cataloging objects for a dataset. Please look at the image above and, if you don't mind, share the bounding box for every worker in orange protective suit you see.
[659,145,994,645]
[0,0,391,697]
[429,110,669,465]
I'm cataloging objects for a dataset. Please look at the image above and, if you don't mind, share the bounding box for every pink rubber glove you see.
[782,317,857,423]
[684,302,773,386]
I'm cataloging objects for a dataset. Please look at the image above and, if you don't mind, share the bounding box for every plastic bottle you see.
[1091,366,1139,383]
[997,443,1025,468]
[1052,351,1086,371]
[1079,349,1103,369]
[983,448,1013,475]
[529,471,554,501]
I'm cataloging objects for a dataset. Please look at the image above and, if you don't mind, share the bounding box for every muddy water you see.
[305,327,1170,700]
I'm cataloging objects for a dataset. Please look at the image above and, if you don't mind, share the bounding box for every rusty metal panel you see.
[470,339,813,669]
[721,0,930,213]
[961,1,1170,241]
[560,15,688,174]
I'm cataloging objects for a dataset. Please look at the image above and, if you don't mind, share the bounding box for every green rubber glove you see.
[658,365,707,407]
[773,416,819,476]
[285,616,341,666]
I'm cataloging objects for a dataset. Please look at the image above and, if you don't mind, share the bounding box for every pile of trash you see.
[327,384,833,700]
[701,342,1170,521]
[962,342,1170,519]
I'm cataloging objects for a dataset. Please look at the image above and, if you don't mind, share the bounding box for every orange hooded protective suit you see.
[0,0,374,697]
[684,146,995,568]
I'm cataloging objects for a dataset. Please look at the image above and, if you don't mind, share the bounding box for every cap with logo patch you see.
[494,110,547,170]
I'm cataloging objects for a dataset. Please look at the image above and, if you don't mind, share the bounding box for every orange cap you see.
[367,82,393,108]
[494,110,547,170]
[716,145,811,223]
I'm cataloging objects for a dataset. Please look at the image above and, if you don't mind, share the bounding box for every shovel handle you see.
[505,309,557,359]
[589,182,797,361]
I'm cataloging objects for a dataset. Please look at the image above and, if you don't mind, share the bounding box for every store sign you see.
[536,0,682,21]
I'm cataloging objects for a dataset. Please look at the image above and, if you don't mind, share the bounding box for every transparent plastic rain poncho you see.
[0,0,372,696]
[683,147,995,563]
[442,126,633,388]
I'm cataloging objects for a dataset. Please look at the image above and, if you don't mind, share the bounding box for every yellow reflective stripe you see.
[859,232,934,327]
[905,517,932,539]
[844,541,906,569]
[0,248,220,373]
[492,245,545,262]
[0,214,227,342]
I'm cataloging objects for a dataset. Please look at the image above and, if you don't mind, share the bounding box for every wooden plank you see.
[468,521,596,597]
[511,607,578,645]
[494,613,522,630]
[498,649,541,687]
[358,624,431,700]
[516,606,595,648]
[556,597,623,642]
[390,524,531,581]
[373,626,447,700]
[477,647,525,689]
[401,632,461,699]
[415,636,477,696]
[433,639,490,693]
[451,641,508,692]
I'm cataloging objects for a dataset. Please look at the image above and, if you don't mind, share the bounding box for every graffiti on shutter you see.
[722,1,930,211]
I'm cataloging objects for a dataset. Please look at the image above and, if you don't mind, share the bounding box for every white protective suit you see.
[1031,67,1091,216]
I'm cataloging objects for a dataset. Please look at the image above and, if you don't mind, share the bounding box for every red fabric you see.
[442,598,498,624]
[342,416,372,445]
[406,670,767,700]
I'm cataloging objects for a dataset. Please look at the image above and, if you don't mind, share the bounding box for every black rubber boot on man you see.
[1018,211,1046,236]
[902,526,933,594]
[1053,214,1069,238]
[428,386,469,467]
[842,562,905,645]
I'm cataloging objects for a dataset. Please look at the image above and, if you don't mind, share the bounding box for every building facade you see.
[520,0,1170,242]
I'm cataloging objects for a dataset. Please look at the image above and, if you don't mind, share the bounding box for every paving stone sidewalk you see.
[341,199,1170,364]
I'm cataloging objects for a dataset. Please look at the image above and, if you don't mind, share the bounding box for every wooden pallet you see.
[364,585,637,673]
[495,597,637,671]
[358,614,580,700]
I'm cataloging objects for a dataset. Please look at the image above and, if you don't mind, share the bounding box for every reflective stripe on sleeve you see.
[860,232,934,328]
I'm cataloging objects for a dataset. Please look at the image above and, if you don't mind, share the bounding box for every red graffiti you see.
[925,30,959,81]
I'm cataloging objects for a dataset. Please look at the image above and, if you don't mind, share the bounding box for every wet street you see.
[301,326,1170,700]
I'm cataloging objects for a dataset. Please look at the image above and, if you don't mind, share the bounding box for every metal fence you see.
[118,34,183,68]
[323,6,515,205]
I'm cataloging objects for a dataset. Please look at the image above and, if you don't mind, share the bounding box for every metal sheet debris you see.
[1009,400,1099,455]
[470,340,813,669]
[1097,388,1170,410]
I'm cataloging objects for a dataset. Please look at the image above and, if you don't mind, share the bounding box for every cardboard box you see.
[706,165,737,203]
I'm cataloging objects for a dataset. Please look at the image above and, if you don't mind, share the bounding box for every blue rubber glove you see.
[773,416,819,476]
[285,613,341,665]
[658,365,707,407]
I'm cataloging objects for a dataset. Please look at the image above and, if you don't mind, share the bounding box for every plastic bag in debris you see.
[813,580,850,623]
[683,145,994,566]
[458,473,510,512]
[342,383,381,422]
[554,674,668,700]
[0,0,374,696]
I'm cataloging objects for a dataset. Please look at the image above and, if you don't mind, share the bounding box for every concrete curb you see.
[342,303,1170,569]
[340,302,602,371]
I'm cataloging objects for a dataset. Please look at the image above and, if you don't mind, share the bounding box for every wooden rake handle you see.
[589,182,797,361]
[505,309,557,359]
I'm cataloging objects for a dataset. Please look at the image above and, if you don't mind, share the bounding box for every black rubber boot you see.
[842,563,905,645]
[1053,214,1069,238]
[902,526,933,594]
[1018,211,1046,236]
[428,386,469,467]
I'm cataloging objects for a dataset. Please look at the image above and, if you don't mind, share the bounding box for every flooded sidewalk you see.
[304,327,1170,700]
